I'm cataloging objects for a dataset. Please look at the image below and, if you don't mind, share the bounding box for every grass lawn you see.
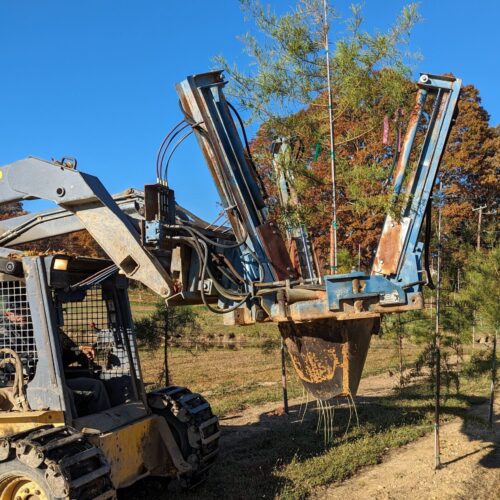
[272,378,490,500]
[139,337,423,417]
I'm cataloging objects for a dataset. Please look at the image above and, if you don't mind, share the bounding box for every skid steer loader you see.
[0,254,219,499]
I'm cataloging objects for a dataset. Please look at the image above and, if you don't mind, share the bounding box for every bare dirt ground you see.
[220,372,499,500]
[314,401,500,500]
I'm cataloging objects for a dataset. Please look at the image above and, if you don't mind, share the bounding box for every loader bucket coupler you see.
[279,318,379,400]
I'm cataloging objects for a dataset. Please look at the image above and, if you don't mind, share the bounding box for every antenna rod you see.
[323,0,338,274]
[434,184,443,470]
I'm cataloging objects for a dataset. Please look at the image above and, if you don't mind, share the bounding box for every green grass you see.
[140,346,305,415]
[139,337,422,416]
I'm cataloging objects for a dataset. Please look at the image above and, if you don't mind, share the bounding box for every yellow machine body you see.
[0,411,65,438]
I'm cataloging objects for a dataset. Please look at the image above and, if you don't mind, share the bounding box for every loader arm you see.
[0,157,174,297]
[0,188,144,246]
[0,187,215,247]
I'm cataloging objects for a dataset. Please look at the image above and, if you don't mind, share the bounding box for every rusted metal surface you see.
[372,88,426,277]
[373,75,461,281]
[176,89,239,229]
[269,288,423,323]
[256,222,296,280]
[391,89,427,195]
[176,73,264,233]
[372,216,410,276]
[176,72,286,284]
[279,318,378,399]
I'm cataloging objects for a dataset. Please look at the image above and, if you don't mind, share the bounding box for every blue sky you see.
[1,1,498,220]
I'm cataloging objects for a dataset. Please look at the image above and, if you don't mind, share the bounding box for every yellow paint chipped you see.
[0,411,65,438]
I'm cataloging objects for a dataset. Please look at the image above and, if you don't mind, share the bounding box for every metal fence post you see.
[281,336,289,415]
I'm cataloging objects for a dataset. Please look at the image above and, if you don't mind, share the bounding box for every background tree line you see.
[217,0,497,273]
[217,0,498,389]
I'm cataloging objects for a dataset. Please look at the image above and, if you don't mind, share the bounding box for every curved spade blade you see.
[279,318,379,400]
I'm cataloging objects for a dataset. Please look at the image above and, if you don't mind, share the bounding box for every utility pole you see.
[472,205,486,251]
[489,329,497,428]
[323,0,338,274]
[434,187,443,470]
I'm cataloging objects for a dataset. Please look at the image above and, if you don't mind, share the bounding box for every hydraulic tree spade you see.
[0,71,460,498]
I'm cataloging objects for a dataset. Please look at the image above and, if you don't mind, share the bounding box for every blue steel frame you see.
[171,72,461,319]
[323,74,461,313]
[176,72,275,286]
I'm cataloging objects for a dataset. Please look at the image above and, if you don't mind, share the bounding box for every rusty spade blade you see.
[279,318,379,400]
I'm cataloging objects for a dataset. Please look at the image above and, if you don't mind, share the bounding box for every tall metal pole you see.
[398,315,404,387]
[323,0,338,274]
[280,336,289,414]
[434,187,443,470]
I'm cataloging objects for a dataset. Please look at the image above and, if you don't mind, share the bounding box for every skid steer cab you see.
[0,254,219,499]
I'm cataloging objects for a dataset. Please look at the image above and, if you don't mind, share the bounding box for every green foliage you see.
[460,247,500,333]
[216,0,420,129]
[382,309,430,344]
[338,159,391,216]
[260,337,280,354]
[135,301,201,350]
[462,349,496,378]
[412,343,460,395]
[335,247,355,273]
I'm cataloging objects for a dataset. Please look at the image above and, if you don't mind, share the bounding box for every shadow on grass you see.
[456,394,500,471]
[121,381,490,500]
